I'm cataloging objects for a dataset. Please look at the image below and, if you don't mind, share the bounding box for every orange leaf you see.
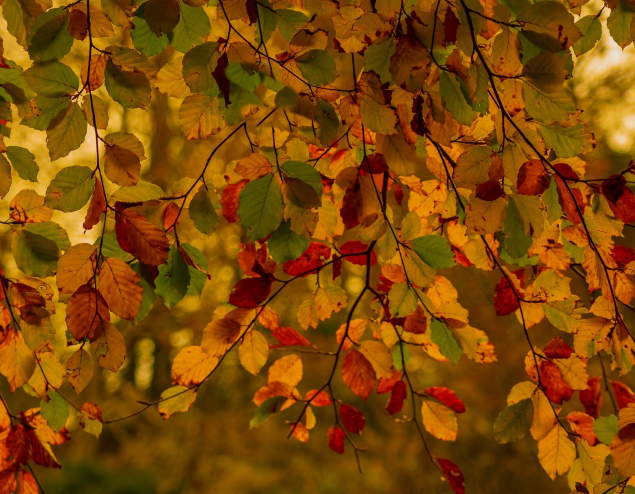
[171,346,218,386]
[341,349,376,399]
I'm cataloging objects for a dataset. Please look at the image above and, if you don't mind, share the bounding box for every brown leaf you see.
[66,348,94,394]
[83,178,106,230]
[104,144,141,187]
[56,243,98,295]
[517,159,551,195]
[99,257,143,320]
[65,284,110,341]
[91,321,126,372]
[116,209,169,266]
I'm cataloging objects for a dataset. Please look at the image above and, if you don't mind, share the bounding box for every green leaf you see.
[181,243,208,296]
[170,1,211,54]
[594,415,618,445]
[131,3,170,57]
[493,399,533,443]
[522,52,565,94]
[225,62,261,91]
[46,102,87,161]
[281,161,323,196]
[538,123,586,158]
[250,396,287,429]
[82,95,110,130]
[23,61,79,97]
[182,41,220,93]
[360,96,397,135]
[315,99,339,145]
[388,282,418,317]
[27,8,74,62]
[6,146,38,182]
[411,235,455,269]
[156,246,191,309]
[189,186,218,235]
[105,59,152,109]
[430,319,462,364]
[275,86,299,108]
[608,0,635,49]
[573,16,602,57]
[96,233,134,262]
[364,39,396,83]
[502,198,532,262]
[295,50,336,86]
[522,85,575,125]
[238,174,284,241]
[268,220,310,263]
[542,178,563,224]
[21,96,70,131]
[130,262,156,324]
[276,9,309,41]
[158,386,197,419]
[12,222,70,277]
[40,390,68,432]
[439,72,477,126]
[45,165,95,212]
[222,84,260,126]
[517,1,581,52]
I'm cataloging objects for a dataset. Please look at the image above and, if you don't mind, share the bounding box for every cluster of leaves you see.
[0,0,634,491]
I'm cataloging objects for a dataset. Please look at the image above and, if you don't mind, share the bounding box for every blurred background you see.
[1,0,635,492]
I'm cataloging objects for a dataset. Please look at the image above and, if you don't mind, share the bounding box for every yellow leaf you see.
[359,340,393,379]
[158,386,197,419]
[171,346,218,386]
[537,425,576,480]
[268,355,302,387]
[201,317,242,357]
[239,330,269,375]
[421,401,458,441]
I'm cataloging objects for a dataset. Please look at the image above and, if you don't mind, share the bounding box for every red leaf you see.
[7,425,31,464]
[517,159,551,196]
[245,0,258,24]
[393,181,404,205]
[327,425,345,454]
[438,458,465,494]
[340,241,376,266]
[283,242,331,277]
[540,361,573,405]
[221,179,248,223]
[83,178,106,231]
[332,256,342,280]
[386,380,407,415]
[340,404,366,434]
[602,175,635,224]
[554,163,584,224]
[306,389,333,407]
[613,245,635,267]
[579,377,603,419]
[229,277,273,309]
[444,7,460,45]
[271,326,312,347]
[493,270,525,316]
[424,387,466,413]
[475,180,504,201]
[212,52,231,107]
[377,370,402,394]
[612,381,635,409]
[238,243,276,277]
[543,337,573,359]
[360,153,388,175]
